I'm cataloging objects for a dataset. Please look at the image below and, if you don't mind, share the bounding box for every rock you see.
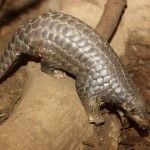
[0,62,94,150]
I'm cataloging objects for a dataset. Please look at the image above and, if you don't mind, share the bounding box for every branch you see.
[0,0,39,25]
[95,0,127,42]
[0,0,5,10]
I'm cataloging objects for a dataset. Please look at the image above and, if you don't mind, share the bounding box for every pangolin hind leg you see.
[41,59,66,79]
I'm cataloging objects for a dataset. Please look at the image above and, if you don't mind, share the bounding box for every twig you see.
[95,0,127,42]
[0,0,5,10]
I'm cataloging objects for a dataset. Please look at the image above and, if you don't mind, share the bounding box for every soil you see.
[119,38,150,150]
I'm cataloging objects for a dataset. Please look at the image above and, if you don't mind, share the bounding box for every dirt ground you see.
[0,0,150,150]
[119,37,150,150]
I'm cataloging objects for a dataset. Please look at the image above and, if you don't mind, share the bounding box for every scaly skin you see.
[0,12,149,129]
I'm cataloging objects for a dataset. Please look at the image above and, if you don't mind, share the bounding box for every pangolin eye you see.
[131,106,136,113]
